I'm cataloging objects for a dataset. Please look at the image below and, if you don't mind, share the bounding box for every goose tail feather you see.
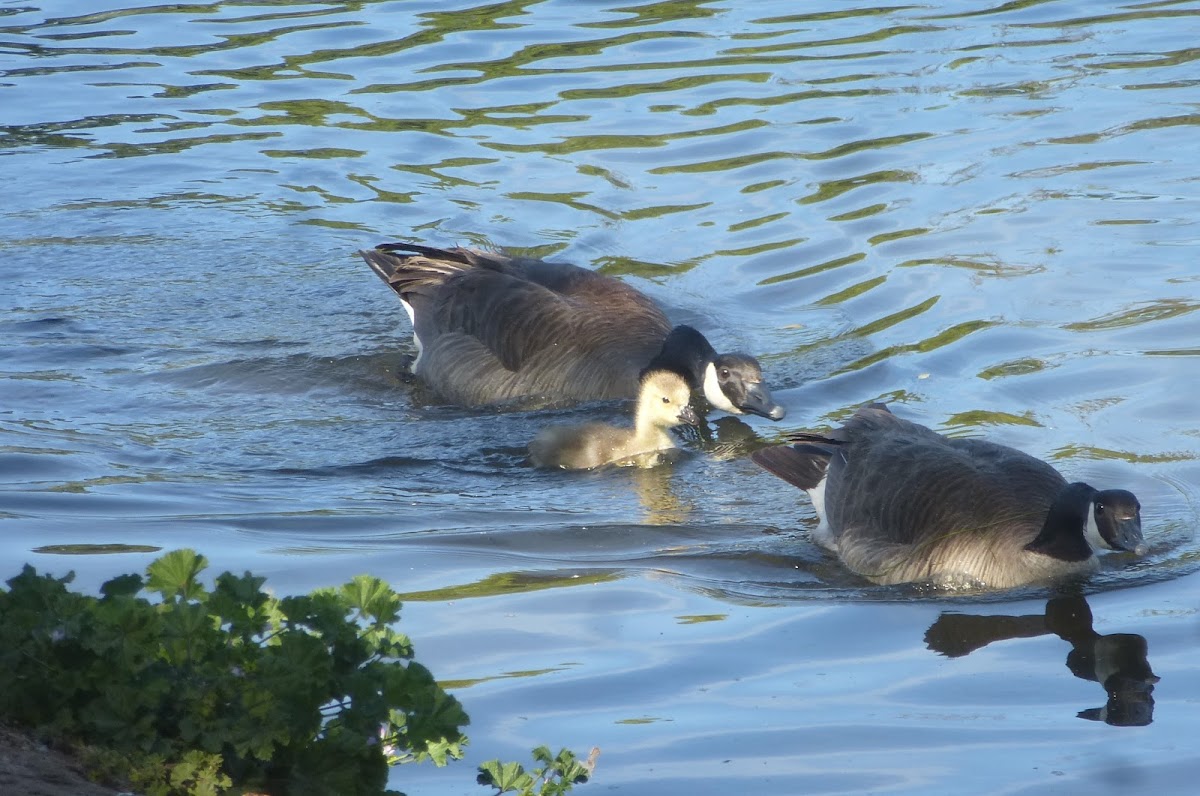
[751,443,833,491]
[358,244,474,297]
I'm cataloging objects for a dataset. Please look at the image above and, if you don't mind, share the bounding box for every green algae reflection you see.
[397,570,619,602]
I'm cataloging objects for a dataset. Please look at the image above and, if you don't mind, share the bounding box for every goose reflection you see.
[924,595,1157,726]
[688,415,764,460]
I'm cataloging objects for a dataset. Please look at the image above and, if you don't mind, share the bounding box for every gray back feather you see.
[763,404,1093,588]
[360,245,672,406]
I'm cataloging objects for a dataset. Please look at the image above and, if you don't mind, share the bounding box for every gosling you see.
[530,370,699,470]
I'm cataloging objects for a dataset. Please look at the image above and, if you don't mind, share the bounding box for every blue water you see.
[2,1,1199,793]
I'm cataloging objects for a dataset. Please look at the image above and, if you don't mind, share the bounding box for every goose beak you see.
[678,405,701,426]
[738,383,786,421]
[1108,516,1147,556]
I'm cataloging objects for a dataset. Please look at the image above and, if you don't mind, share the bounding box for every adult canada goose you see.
[751,404,1146,589]
[358,242,785,419]
[529,369,699,470]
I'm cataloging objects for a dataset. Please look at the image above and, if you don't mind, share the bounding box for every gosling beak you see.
[738,382,786,421]
[678,405,701,426]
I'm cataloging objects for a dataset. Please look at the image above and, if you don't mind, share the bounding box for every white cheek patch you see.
[1084,505,1107,551]
[702,362,741,414]
[400,297,423,373]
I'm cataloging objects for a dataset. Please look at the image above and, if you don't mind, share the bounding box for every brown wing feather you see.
[359,243,671,405]
[826,408,1064,547]
[751,444,833,492]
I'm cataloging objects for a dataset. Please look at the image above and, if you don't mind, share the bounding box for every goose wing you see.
[432,266,588,372]
[944,436,1066,500]
[823,428,991,546]
[750,442,836,492]
[362,244,668,374]
[829,410,1064,544]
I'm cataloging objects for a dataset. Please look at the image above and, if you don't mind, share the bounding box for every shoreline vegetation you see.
[0,551,593,796]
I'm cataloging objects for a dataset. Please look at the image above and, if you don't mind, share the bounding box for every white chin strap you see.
[1084,504,1107,551]
[702,362,741,414]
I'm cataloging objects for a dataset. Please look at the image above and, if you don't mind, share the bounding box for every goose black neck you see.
[643,325,715,388]
[1025,482,1097,562]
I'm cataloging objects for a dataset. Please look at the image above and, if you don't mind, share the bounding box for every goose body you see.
[358,242,784,419]
[530,370,699,470]
[751,404,1145,589]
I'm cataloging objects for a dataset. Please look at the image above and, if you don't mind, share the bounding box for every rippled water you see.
[3,0,1199,793]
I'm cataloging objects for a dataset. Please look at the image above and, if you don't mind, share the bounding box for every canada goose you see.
[751,404,1146,589]
[529,369,699,470]
[358,242,784,419]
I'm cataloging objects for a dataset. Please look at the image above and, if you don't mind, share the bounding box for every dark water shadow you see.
[925,594,1158,726]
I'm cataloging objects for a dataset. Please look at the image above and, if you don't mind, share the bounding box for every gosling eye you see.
[662,396,671,404]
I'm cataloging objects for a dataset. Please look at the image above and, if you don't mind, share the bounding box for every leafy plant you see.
[0,549,469,795]
[478,746,597,796]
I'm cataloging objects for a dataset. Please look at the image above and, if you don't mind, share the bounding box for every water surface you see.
[2,1,1199,793]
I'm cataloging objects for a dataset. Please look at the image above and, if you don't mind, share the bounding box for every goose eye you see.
[1095,502,1105,512]
[720,368,730,379]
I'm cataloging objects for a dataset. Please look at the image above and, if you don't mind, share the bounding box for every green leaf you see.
[478,759,534,792]
[209,570,275,641]
[145,549,209,602]
[100,573,143,599]
[422,736,465,767]
[341,575,402,625]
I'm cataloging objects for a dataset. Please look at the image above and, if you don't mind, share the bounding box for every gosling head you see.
[639,369,700,429]
[703,353,786,421]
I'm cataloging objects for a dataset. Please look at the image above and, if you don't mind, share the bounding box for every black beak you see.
[679,405,701,426]
[738,382,786,421]
[1105,515,1147,556]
